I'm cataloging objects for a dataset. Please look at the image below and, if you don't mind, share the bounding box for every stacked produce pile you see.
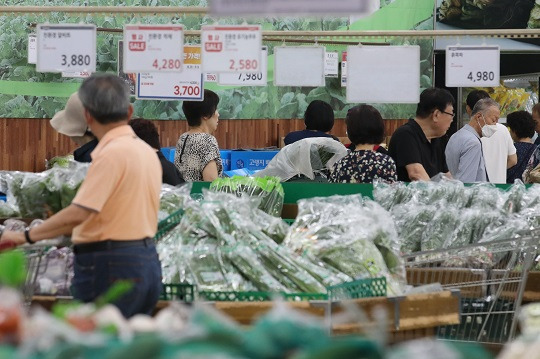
[283,195,406,296]
[0,162,88,218]
[157,190,353,294]
[373,180,540,256]
[210,176,284,217]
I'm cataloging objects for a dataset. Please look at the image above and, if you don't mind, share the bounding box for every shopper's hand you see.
[0,230,25,246]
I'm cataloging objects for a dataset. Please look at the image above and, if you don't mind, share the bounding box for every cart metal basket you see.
[22,245,49,304]
[402,232,539,345]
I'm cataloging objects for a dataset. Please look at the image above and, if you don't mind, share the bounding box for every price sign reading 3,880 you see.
[445,45,500,87]
[202,25,262,73]
[36,24,96,73]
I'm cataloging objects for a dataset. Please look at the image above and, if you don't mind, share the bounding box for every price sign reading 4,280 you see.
[202,25,262,73]
[445,45,500,88]
[36,24,96,73]
[123,24,184,73]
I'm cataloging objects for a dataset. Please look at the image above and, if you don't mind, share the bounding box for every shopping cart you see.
[21,245,49,305]
[402,231,539,345]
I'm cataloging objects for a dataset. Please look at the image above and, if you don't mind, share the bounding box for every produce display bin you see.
[328,277,387,300]
[230,150,279,170]
[198,291,327,302]
[154,208,184,240]
[160,283,195,302]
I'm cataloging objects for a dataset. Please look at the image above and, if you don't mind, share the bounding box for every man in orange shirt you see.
[1,74,163,318]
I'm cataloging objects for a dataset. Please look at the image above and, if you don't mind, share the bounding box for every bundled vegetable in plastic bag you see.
[209,176,284,217]
[159,183,193,220]
[391,204,437,253]
[254,137,347,182]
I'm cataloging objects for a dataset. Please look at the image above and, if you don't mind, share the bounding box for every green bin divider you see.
[154,208,184,241]
[327,277,387,300]
[160,283,195,302]
[198,291,328,302]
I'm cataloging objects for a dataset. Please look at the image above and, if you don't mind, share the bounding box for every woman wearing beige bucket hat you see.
[50,92,98,162]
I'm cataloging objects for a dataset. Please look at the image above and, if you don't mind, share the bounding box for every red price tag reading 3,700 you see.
[123,24,184,73]
[201,25,262,73]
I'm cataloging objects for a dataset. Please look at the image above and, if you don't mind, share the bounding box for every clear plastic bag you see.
[159,183,193,220]
[254,137,347,181]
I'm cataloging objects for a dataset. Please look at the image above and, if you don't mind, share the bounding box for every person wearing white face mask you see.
[445,98,501,182]
[479,104,517,184]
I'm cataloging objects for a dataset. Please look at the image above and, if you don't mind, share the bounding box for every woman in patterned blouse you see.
[330,105,397,183]
[174,90,223,182]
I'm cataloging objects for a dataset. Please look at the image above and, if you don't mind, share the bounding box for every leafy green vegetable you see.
[0,249,26,287]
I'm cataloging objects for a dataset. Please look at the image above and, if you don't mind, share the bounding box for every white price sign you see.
[28,35,37,64]
[219,46,267,86]
[210,0,377,15]
[137,45,204,101]
[36,24,96,73]
[325,51,339,78]
[446,45,500,87]
[202,25,262,73]
[341,51,347,87]
[123,25,184,73]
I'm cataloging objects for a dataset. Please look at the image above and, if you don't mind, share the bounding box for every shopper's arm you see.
[0,204,93,246]
[405,163,431,181]
[507,153,517,169]
[202,160,219,181]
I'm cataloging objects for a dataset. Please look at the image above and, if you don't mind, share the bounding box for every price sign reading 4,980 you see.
[123,24,184,73]
[36,24,96,73]
[445,45,500,87]
[202,25,262,73]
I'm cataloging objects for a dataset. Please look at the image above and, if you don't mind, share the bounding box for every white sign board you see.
[28,35,37,64]
[201,25,262,73]
[219,46,268,86]
[341,51,347,87]
[136,45,203,101]
[346,46,420,103]
[209,0,378,16]
[123,24,184,73]
[445,45,500,87]
[325,51,339,78]
[274,46,325,87]
[36,24,96,73]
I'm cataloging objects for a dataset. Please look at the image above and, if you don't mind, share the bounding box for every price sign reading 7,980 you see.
[446,45,500,87]
[202,25,262,73]
[36,24,96,73]
[123,24,184,73]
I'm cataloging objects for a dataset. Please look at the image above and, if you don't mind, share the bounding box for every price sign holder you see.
[325,51,339,78]
[341,51,347,87]
[136,45,204,101]
[36,24,96,73]
[446,45,500,87]
[28,34,37,64]
[202,25,262,73]
[218,46,267,86]
[123,24,184,73]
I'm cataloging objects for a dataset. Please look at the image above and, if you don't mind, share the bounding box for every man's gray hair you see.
[471,97,499,116]
[78,74,130,124]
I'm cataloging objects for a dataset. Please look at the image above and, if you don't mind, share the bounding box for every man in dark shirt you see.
[388,87,455,181]
[129,118,184,186]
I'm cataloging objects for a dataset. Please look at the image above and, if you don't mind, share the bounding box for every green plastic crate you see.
[283,219,295,225]
[160,283,195,302]
[327,277,387,301]
[154,208,184,240]
[198,291,327,302]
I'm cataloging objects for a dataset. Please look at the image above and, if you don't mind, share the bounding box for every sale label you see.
[36,24,96,73]
[341,51,347,87]
[28,34,37,64]
[123,24,184,73]
[202,25,262,73]
[325,51,339,78]
[446,45,500,87]
[218,46,268,86]
[136,45,204,101]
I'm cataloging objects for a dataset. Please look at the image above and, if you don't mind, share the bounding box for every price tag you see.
[205,73,218,83]
[28,34,37,64]
[446,45,500,87]
[36,24,96,73]
[219,46,267,86]
[325,51,338,78]
[137,45,204,101]
[61,71,91,78]
[123,24,184,73]
[210,0,377,16]
[202,25,262,73]
[341,51,347,87]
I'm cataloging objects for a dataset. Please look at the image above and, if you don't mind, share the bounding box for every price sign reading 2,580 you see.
[229,59,258,71]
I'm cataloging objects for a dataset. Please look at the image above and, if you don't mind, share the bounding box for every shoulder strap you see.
[178,135,190,164]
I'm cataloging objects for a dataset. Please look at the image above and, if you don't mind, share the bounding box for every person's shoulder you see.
[372,151,395,162]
